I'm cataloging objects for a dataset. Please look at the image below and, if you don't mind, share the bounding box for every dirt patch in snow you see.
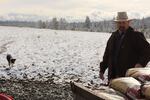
[0,79,73,100]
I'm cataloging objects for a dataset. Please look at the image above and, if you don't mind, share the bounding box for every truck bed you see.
[70,82,128,100]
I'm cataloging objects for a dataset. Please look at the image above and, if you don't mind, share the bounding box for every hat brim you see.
[113,19,132,22]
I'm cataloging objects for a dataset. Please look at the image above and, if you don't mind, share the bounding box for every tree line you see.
[0,16,150,38]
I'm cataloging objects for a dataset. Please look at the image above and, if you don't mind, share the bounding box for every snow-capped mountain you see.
[0,12,148,22]
[0,13,51,22]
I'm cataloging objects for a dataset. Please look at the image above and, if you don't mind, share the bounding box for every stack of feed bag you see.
[125,68,150,99]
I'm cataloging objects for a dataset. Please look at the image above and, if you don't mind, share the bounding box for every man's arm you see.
[135,32,150,67]
[100,36,112,73]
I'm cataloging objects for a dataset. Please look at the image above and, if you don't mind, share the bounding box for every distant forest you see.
[0,16,150,38]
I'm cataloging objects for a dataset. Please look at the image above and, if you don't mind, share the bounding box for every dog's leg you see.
[11,64,14,67]
[8,62,10,67]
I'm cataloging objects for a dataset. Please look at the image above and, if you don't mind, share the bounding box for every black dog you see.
[6,54,16,67]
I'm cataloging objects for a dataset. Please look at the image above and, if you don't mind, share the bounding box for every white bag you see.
[141,83,150,99]
[110,77,142,99]
[94,87,128,100]
[126,68,150,82]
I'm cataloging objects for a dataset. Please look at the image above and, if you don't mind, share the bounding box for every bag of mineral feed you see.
[141,83,150,99]
[91,86,129,100]
[109,77,142,99]
[126,68,150,82]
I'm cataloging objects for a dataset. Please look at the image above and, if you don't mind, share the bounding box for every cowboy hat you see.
[114,12,132,22]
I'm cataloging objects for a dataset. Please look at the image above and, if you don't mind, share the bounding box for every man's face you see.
[116,21,130,32]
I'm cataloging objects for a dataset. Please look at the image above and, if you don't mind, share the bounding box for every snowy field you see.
[0,26,149,85]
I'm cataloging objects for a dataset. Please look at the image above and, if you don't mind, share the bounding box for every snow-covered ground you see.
[0,26,149,85]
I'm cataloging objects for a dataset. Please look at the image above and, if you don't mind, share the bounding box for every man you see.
[99,12,150,82]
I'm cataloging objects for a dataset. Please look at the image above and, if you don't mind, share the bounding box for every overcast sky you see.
[0,0,150,20]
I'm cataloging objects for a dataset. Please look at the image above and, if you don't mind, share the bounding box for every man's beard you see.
[119,26,126,32]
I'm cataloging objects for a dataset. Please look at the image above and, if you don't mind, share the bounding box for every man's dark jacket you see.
[100,27,150,81]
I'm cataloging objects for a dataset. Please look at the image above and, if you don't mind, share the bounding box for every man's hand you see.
[135,63,143,68]
[99,72,104,80]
